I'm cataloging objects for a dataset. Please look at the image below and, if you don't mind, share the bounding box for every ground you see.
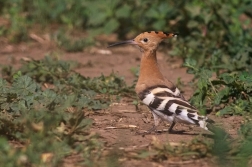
[0,39,243,167]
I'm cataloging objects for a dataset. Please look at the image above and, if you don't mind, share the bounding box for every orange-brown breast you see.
[135,51,166,94]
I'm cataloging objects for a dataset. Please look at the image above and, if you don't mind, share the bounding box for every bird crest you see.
[139,31,178,39]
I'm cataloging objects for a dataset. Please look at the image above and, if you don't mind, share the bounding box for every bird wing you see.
[138,84,206,126]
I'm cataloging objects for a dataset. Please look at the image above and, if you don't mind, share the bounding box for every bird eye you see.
[143,38,148,42]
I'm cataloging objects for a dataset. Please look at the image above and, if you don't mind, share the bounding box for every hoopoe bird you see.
[108,31,214,133]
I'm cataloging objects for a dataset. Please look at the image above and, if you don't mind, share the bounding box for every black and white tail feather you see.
[138,85,214,133]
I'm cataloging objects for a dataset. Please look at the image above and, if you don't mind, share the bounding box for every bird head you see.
[108,31,178,52]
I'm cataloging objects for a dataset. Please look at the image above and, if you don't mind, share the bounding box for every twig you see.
[105,125,138,129]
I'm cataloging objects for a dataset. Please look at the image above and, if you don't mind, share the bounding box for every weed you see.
[53,29,94,52]
[184,58,252,116]
[135,136,211,162]
[2,55,135,98]
[0,55,136,166]
[0,74,103,166]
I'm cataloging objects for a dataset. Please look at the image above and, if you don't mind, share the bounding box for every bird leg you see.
[147,125,157,133]
[168,122,185,134]
[168,122,176,133]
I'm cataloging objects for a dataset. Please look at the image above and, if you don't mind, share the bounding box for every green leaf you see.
[103,18,119,34]
[198,78,208,90]
[219,73,235,84]
[87,11,107,26]
[146,8,160,18]
[0,79,8,94]
[1,102,11,110]
[186,5,201,17]
[13,71,22,79]
[183,58,197,70]
[12,76,39,96]
[115,4,131,18]
[187,20,199,28]
[214,87,229,105]
[216,106,233,116]
[153,20,166,30]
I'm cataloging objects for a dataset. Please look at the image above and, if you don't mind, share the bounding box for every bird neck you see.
[137,50,164,85]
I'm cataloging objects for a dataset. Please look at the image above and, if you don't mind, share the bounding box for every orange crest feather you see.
[141,31,178,39]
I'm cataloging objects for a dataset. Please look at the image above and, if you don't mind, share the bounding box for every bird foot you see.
[168,129,186,134]
[136,126,159,135]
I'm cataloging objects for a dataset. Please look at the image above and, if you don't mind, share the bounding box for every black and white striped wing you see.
[138,85,209,129]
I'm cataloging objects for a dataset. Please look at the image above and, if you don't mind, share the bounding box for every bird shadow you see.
[136,129,215,138]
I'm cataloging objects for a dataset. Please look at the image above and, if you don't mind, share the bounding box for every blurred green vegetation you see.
[1,0,252,166]
[1,0,251,57]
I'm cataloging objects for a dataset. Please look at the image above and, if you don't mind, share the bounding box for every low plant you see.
[0,74,102,166]
[184,58,252,116]
[0,55,135,166]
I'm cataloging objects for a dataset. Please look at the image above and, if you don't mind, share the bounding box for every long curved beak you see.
[107,39,137,48]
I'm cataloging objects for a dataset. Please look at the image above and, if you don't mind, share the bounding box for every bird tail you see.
[199,117,215,132]
[199,118,228,136]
